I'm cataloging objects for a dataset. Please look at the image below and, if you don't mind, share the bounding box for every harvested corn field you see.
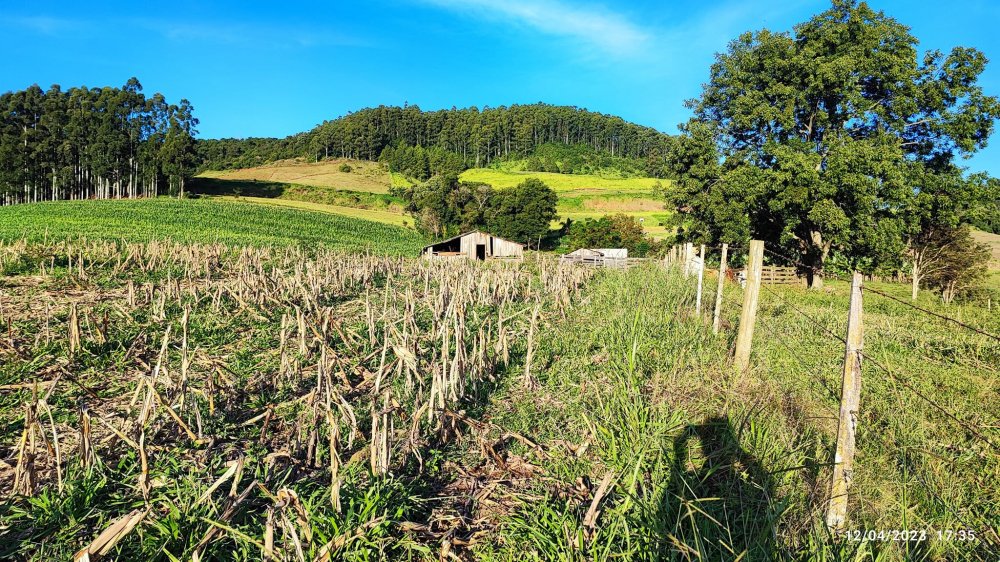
[0,239,592,560]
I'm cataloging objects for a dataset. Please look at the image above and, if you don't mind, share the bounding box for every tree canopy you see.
[0,78,198,204]
[396,176,557,247]
[485,178,558,246]
[196,104,674,177]
[669,0,999,286]
[564,214,663,257]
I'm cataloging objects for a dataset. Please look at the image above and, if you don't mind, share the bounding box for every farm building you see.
[561,248,628,268]
[422,231,524,261]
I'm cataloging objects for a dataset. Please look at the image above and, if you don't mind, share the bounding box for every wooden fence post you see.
[733,240,763,371]
[713,243,728,334]
[826,271,864,532]
[684,243,693,277]
[695,245,706,315]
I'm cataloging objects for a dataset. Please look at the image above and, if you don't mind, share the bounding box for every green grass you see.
[0,198,426,254]
[0,239,997,560]
[215,196,413,227]
[468,265,998,560]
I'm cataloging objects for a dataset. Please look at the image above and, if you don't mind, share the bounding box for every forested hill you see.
[196,104,675,174]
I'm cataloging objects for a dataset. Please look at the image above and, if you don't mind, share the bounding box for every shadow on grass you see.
[187,177,288,198]
[663,415,781,560]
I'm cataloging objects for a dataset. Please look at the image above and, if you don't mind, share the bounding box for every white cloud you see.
[418,0,649,56]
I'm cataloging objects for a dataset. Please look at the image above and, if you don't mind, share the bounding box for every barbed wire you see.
[759,283,848,344]
[678,240,1000,546]
[858,349,1000,453]
[863,286,1000,343]
[876,362,1000,555]
[753,309,841,405]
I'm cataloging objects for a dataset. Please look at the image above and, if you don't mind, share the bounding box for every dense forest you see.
[0,78,198,205]
[196,104,675,175]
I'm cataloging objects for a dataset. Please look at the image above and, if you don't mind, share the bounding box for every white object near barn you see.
[561,248,628,268]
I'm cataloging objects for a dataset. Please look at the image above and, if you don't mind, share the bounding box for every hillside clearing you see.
[199,158,392,193]
[972,228,1000,267]
[459,168,665,192]
[191,161,675,239]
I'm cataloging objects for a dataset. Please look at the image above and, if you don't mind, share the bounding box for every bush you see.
[339,163,353,173]
[565,213,663,257]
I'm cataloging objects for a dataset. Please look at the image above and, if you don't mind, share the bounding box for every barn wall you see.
[491,237,523,258]
[459,232,490,258]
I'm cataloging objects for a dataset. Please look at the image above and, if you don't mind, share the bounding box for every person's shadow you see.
[661,415,782,561]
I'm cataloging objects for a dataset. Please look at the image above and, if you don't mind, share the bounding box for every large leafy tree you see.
[486,178,558,247]
[670,0,999,287]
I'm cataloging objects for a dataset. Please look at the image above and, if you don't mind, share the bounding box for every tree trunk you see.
[808,269,824,289]
[911,260,920,301]
[807,230,831,290]
[942,280,956,304]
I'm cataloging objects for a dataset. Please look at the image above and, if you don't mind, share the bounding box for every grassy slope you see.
[215,196,413,227]
[200,158,393,194]
[0,198,425,254]
[459,168,662,192]
[475,266,999,560]
[972,228,1000,267]
[196,161,674,239]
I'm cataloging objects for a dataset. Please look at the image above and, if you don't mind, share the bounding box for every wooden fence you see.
[761,265,803,285]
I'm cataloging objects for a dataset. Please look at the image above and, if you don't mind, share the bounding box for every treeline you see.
[195,103,675,175]
[195,135,309,172]
[0,78,198,205]
[310,103,673,166]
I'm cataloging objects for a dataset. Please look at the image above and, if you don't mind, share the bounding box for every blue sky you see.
[2,0,1000,175]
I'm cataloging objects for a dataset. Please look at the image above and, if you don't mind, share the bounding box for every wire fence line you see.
[863,285,1000,343]
[662,238,1000,546]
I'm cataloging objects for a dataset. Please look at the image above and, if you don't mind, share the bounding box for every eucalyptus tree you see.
[0,78,198,205]
[669,0,999,287]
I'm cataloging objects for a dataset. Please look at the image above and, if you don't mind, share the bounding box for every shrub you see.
[339,163,353,173]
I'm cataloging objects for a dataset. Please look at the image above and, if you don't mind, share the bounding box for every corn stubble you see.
[0,238,593,560]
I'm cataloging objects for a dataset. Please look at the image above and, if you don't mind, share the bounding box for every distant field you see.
[972,228,1000,268]
[199,158,392,193]
[0,198,425,254]
[189,177,404,212]
[459,168,664,192]
[196,161,674,239]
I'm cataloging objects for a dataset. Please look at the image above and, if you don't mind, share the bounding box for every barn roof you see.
[422,230,525,252]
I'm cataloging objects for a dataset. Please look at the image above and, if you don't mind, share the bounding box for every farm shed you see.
[422,231,524,261]
[561,248,628,268]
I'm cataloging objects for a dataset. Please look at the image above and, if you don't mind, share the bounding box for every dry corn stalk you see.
[68,303,81,356]
[72,508,149,562]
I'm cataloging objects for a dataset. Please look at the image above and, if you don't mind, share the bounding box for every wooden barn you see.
[422,231,524,261]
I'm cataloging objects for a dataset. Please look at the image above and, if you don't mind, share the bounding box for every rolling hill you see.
[192,160,674,239]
